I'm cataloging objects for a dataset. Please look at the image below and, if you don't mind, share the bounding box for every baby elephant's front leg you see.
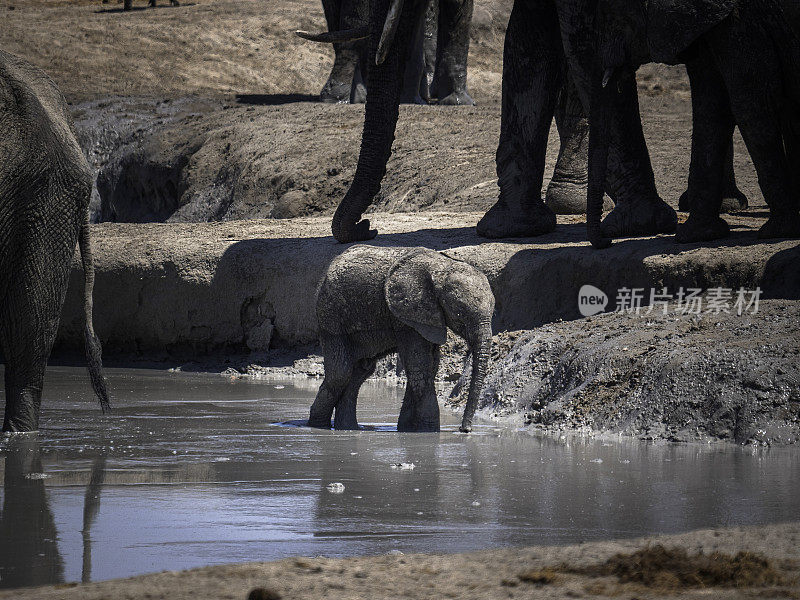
[397,332,441,432]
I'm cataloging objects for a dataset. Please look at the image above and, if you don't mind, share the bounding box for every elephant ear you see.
[384,249,448,345]
[646,0,735,64]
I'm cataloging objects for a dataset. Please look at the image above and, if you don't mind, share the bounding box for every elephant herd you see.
[1,0,799,433]
[312,0,799,247]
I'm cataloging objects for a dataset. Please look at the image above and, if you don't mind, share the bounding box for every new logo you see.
[578,284,608,317]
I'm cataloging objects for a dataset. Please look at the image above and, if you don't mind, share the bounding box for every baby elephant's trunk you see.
[460,323,491,433]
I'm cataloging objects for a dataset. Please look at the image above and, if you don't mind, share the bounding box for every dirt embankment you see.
[3,523,799,600]
[478,300,800,446]
[1,0,743,225]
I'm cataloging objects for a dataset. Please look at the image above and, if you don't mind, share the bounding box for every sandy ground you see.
[2,523,798,599]
[0,0,758,224]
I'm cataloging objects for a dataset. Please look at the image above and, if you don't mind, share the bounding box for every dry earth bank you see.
[3,523,799,600]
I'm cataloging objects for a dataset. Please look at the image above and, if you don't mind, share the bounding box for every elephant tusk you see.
[375,0,405,65]
[601,68,615,89]
[295,26,369,43]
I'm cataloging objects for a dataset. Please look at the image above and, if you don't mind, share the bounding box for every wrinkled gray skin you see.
[0,50,110,432]
[588,0,800,248]
[308,0,474,105]
[330,0,679,243]
[122,0,179,10]
[309,246,493,433]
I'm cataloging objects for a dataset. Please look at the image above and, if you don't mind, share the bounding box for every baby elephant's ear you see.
[384,250,448,345]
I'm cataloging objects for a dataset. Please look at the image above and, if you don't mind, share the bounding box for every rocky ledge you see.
[55,212,800,444]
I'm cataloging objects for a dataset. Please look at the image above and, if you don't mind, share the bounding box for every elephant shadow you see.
[235,94,319,106]
[492,227,800,330]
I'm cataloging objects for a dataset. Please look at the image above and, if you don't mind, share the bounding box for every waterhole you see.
[0,367,797,588]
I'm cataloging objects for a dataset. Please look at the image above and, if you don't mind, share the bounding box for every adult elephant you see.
[329,0,678,243]
[298,0,474,105]
[1,49,110,432]
[587,0,800,248]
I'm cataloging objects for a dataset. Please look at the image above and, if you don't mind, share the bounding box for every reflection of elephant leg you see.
[477,0,560,238]
[333,357,376,430]
[309,336,352,428]
[432,0,474,105]
[546,74,609,215]
[708,20,800,239]
[396,331,440,432]
[676,52,732,243]
[82,454,107,583]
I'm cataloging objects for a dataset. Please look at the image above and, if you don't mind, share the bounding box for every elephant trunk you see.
[331,0,416,243]
[460,321,491,433]
[587,69,613,249]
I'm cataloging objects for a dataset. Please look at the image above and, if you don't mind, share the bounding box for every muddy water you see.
[1,367,798,589]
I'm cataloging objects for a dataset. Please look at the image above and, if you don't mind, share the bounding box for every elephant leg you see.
[679,139,748,213]
[419,0,438,102]
[675,51,733,243]
[333,357,377,430]
[707,20,800,238]
[400,4,429,104]
[555,0,676,239]
[477,0,561,238]
[396,331,440,432]
[431,0,474,105]
[123,0,132,9]
[320,0,368,103]
[546,73,610,215]
[1,280,64,433]
[308,336,353,428]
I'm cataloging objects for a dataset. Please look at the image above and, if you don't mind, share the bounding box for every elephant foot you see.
[437,90,475,106]
[320,82,352,104]
[758,213,800,239]
[397,421,440,432]
[307,417,332,429]
[678,189,748,213]
[476,200,556,238]
[400,93,427,105]
[720,187,748,213]
[351,82,367,104]
[600,197,677,239]
[675,215,730,243]
[333,420,360,430]
[545,179,613,215]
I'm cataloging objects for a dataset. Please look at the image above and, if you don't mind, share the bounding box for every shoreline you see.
[3,522,798,599]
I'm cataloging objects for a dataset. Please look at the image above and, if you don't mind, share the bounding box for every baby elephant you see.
[309,246,494,433]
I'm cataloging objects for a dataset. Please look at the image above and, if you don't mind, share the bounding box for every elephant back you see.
[646,0,736,64]
[316,245,405,335]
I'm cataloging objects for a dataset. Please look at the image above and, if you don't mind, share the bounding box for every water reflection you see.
[0,435,64,588]
[81,454,106,583]
[0,367,797,588]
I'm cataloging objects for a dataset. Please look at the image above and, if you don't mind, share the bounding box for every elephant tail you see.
[79,210,111,413]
